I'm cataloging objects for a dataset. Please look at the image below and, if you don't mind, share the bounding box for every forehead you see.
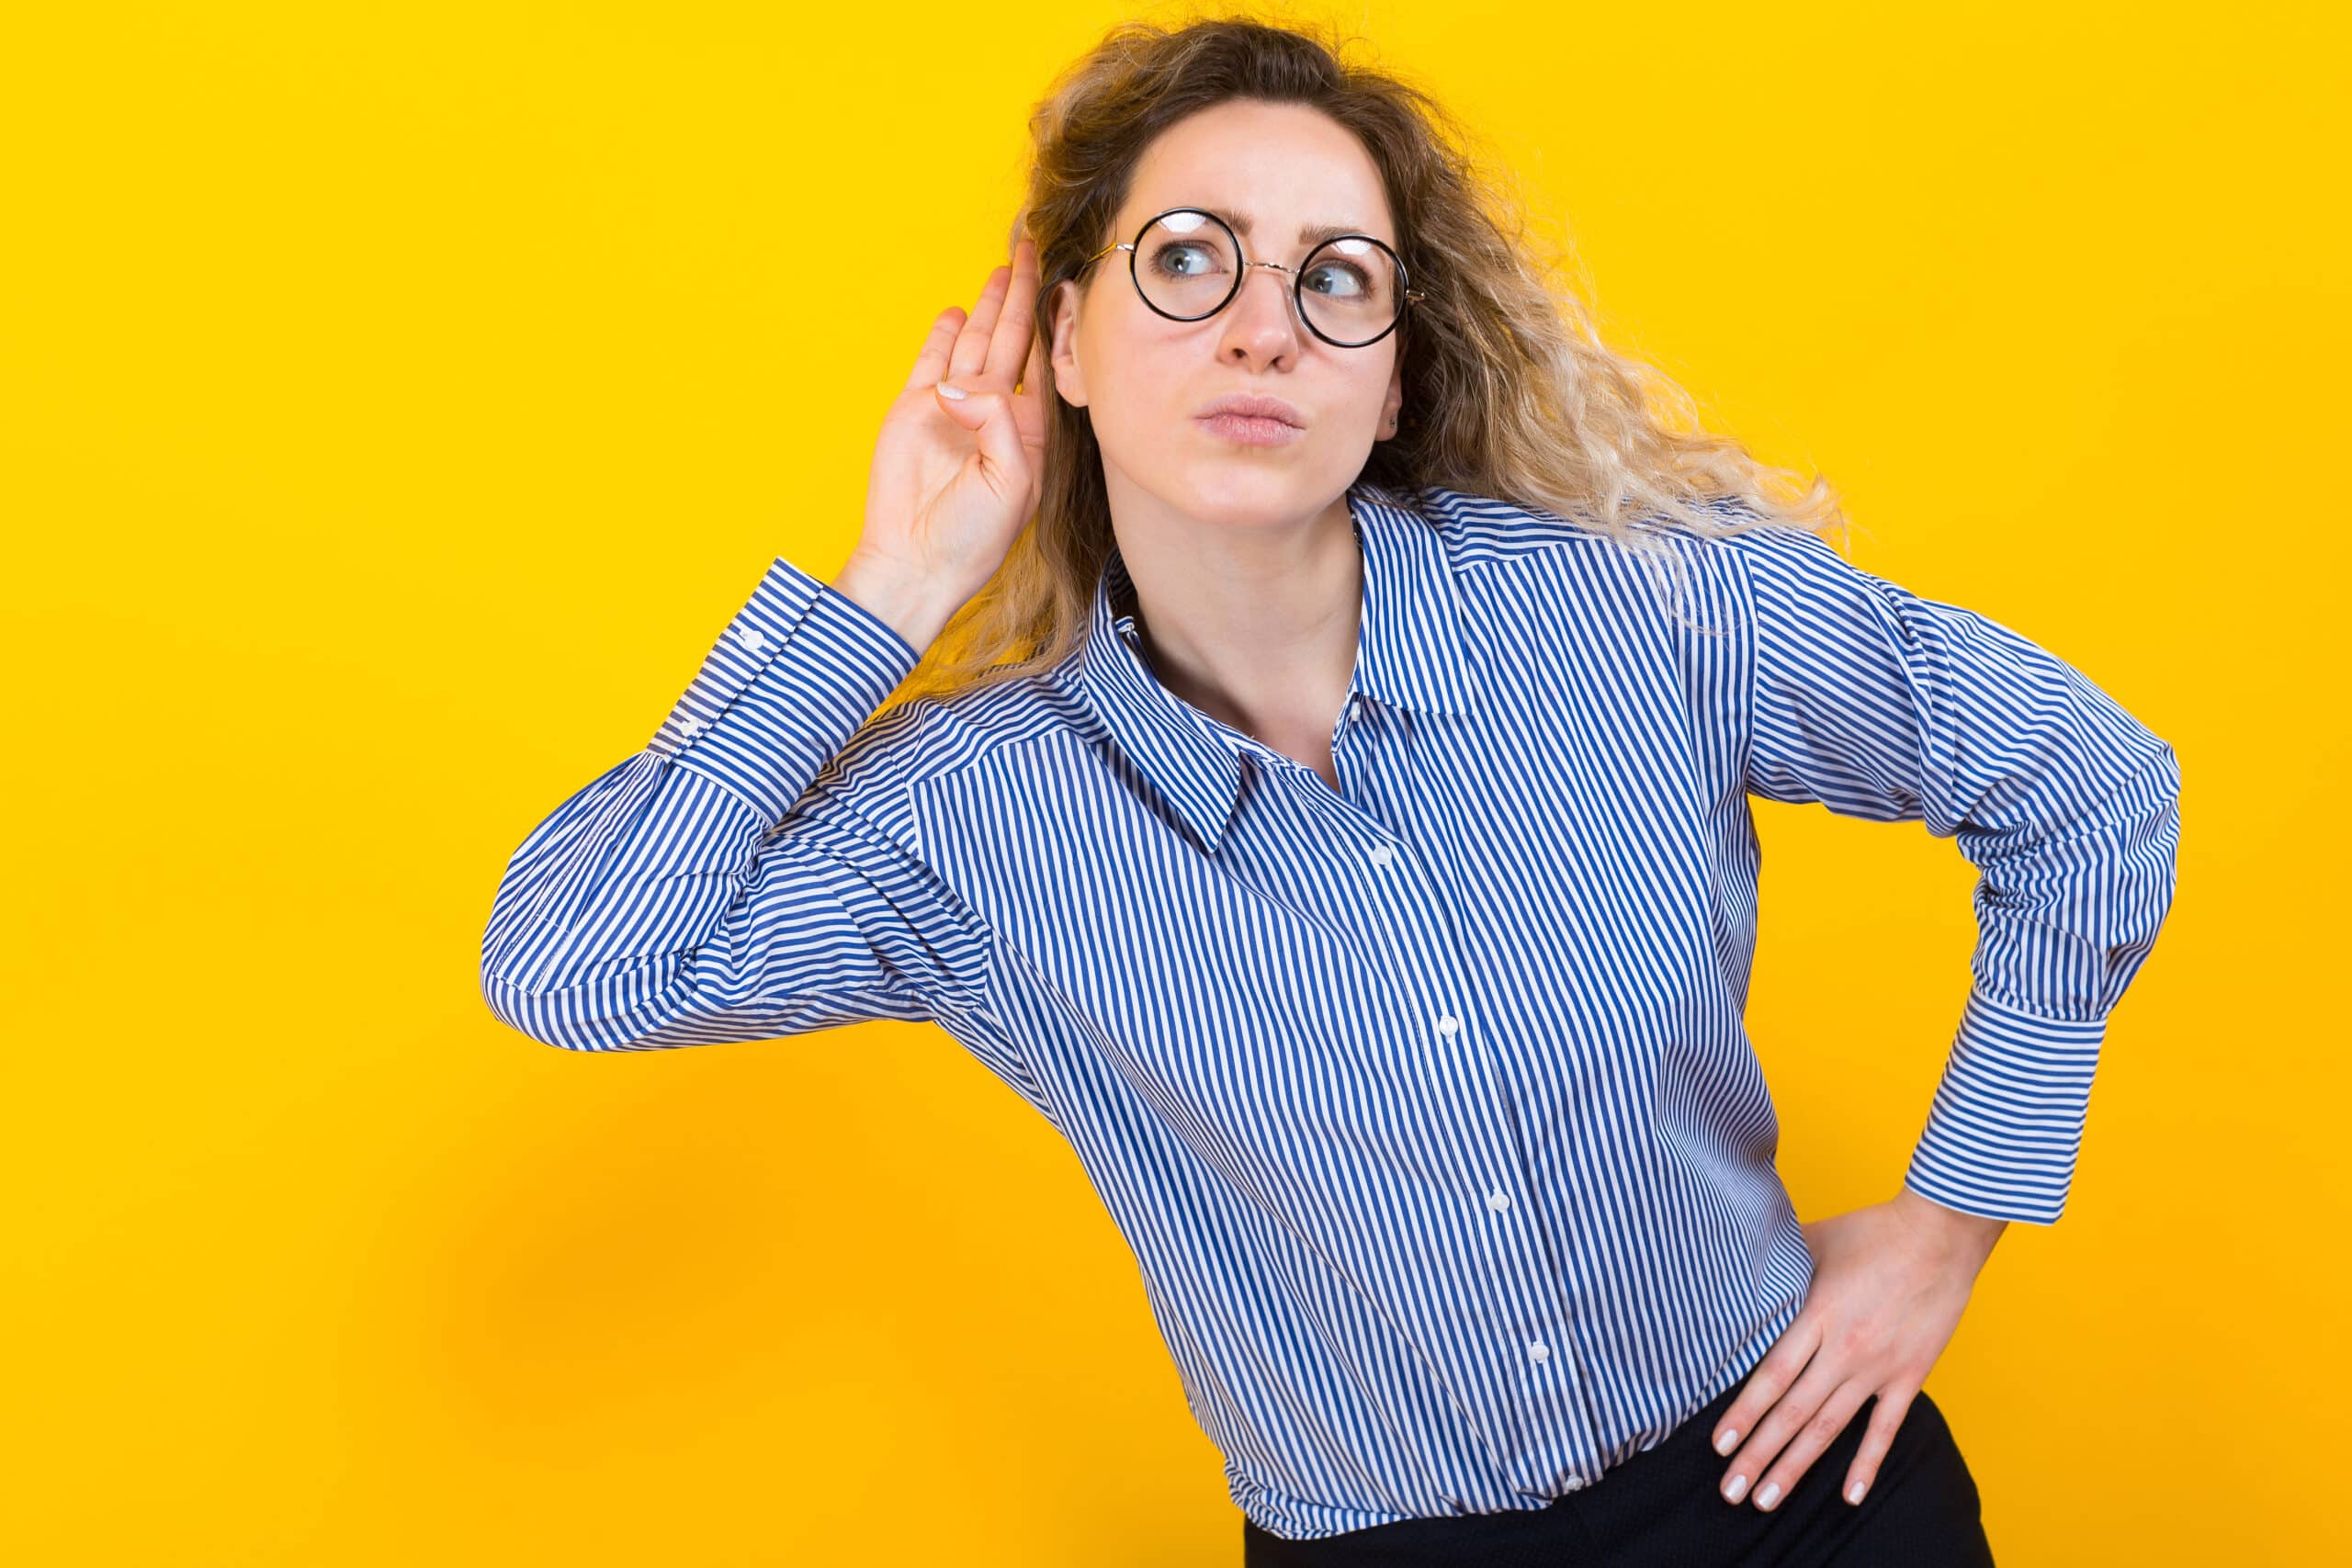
[1121,99,1396,245]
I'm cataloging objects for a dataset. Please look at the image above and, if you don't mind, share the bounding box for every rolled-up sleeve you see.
[1722,522,2183,1224]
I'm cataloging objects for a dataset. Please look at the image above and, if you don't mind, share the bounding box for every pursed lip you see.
[1193,392,1306,428]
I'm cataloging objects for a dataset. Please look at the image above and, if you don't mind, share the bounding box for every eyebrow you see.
[1192,204,1379,250]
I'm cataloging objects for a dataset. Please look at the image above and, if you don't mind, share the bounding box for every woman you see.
[481,17,2180,1563]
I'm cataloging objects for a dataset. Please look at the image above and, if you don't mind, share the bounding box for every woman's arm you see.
[479,554,990,1051]
[1724,521,2184,1225]
[481,229,1058,1055]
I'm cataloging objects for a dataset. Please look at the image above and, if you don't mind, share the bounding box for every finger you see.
[1839,1385,1917,1507]
[903,306,967,394]
[983,236,1039,388]
[1747,1378,1871,1512]
[1012,332,1049,471]
[1018,330,1045,399]
[1718,1330,1834,1506]
[949,263,1012,383]
[1710,1314,1820,1469]
[1722,1348,1846,1506]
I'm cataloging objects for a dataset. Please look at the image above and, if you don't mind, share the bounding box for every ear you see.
[1046,278,1089,409]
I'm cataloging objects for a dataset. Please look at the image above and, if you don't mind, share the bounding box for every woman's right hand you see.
[851,234,1051,633]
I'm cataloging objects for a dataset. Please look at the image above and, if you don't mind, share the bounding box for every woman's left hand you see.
[1708,1189,2007,1512]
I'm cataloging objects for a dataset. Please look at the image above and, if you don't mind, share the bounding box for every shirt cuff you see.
[647,555,923,823]
[1901,983,2109,1225]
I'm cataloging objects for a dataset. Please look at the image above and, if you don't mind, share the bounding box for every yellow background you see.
[5,2,2340,1562]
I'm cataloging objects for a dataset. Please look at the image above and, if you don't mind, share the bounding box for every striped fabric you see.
[480,481,2180,1541]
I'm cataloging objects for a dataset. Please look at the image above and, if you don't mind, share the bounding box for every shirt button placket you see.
[1363,829,1564,1425]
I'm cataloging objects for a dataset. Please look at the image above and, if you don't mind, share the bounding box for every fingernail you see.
[1754,1481,1781,1509]
[1713,1427,1738,1456]
[1723,1473,1748,1504]
[937,382,967,400]
[1847,1481,1867,1505]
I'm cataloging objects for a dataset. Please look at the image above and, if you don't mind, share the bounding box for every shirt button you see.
[1435,1014,1461,1037]
[1348,695,1364,720]
[735,626,766,651]
[1528,1342,1551,1363]
[1486,1189,1511,1213]
[1368,843,1395,867]
[679,716,706,738]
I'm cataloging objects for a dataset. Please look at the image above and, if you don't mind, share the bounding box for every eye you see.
[1303,259,1374,299]
[1148,240,1228,279]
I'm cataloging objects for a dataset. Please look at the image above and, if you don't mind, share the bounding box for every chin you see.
[1161,457,1334,523]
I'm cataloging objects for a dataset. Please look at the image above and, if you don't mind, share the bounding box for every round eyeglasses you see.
[1070,206,1424,349]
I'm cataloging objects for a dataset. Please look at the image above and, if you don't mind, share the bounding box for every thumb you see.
[942,386,1029,499]
[933,378,985,423]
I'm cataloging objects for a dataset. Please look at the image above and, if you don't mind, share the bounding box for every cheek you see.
[1080,331,1188,455]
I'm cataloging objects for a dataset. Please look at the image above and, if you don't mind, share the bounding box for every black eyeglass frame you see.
[1067,205,1426,349]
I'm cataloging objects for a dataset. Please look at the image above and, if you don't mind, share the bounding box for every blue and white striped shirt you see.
[480,481,2180,1540]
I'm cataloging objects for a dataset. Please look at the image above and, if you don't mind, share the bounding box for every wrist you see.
[1892,1186,2007,1267]
[829,551,961,658]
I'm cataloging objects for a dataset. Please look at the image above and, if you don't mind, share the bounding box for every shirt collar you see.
[1073,479,1476,855]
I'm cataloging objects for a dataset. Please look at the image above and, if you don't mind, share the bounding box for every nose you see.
[1224,262,1302,337]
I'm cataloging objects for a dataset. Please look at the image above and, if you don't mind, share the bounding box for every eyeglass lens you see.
[1133,211,1401,345]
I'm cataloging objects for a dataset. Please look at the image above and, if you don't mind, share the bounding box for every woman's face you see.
[1046,98,1408,533]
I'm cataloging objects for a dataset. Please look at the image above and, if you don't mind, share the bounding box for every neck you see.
[1110,487,1363,750]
